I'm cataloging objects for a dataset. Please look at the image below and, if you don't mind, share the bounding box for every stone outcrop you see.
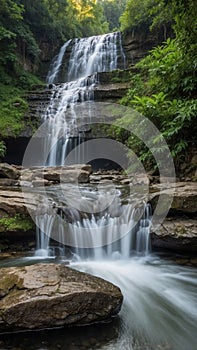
[150,182,197,253]
[0,164,92,189]
[0,174,196,254]
[94,82,129,100]
[0,163,20,180]
[0,190,38,217]
[24,87,52,134]
[0,263,123,332]
[21,164,92,186]
[150,182,197,215]
[151,218,197,253]
[122,26,172,65]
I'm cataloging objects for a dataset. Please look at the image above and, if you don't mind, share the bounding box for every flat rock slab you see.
[20,164,92,186]
[0,263,123,332]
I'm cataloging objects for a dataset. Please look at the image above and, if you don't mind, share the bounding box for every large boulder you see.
[151,218,197,253]
[0,263,123,332]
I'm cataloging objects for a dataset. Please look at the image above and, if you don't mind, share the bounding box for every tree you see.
[100,0,127,31]
[120,0,172,35]
[0,0,24,67]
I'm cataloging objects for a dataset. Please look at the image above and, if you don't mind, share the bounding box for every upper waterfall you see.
[47,32,125,84]
[43,32,126,166]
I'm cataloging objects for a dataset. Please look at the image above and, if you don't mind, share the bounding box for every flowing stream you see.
[0,32,196,350]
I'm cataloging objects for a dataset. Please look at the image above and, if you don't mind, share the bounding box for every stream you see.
[0,32,196,350]
[0,254,196,350]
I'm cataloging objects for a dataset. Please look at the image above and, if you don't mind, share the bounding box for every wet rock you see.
[0,190,38,216]
[94,82,129,100]
[0,178,19,187]
[32,178,50,187]
[21,164,92,185]
[150,182,197,215]
[0,263,123,332]
[151,218,197,253]
[150,182,197,253]
[0,163,20,180]
[122,27,170,65]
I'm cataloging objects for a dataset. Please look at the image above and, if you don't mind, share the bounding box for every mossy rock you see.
[0,214,35,233]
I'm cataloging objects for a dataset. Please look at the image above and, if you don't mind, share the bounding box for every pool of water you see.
[0,255,196,350]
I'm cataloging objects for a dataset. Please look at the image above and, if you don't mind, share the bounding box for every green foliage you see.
[0,0,24,67]
[119,1,197,170]
[0,214,34,232]
[136,39,196,97]
[100,0,127,31]
[120,0,170,32]
[0,84,29,138]
[0,0,110,144]
[0,0,109,81]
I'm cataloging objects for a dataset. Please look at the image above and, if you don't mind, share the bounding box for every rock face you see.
[0,176,196,254]
[0,263,123,332]
[150,182,197,215]
[122,26,172,65]
[151,218,197,253]
[150,182,197,253]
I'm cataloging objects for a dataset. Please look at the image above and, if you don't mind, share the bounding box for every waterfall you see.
[67,32,122,81]
[35,188,152,259]
[47,39,72,84]
[35,31,151,258]
[43,32,125,166]
[18,34,197,350]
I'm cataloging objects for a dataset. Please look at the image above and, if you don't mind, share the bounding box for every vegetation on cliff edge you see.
[113,0,197,172]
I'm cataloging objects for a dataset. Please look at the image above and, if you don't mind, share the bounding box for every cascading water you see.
[28,32,197,350]
[43,32,125,166]
[46,39,72,84]
[36,31,151,259]
[35,186,151,259]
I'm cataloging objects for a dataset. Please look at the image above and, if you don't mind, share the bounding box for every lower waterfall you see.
[31,190,197,350]
[35,197,151,260]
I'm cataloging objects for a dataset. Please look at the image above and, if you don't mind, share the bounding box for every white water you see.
[35,187,151,259]
[47,39,72,84]
[33,194,196,350]
[43,32,125,166]
[34,189,197,350]
[72,257,197,350]
[67,32,124,81]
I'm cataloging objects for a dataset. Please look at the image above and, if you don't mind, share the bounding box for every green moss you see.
[0,69,44,139]
[174,225,187,235]
[0,84,27,138]
[0,273,18,292]
[0,214,35,232]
